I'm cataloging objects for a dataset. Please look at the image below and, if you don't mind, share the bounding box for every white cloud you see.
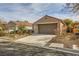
[0,3,78,22]
[31,3,52,11]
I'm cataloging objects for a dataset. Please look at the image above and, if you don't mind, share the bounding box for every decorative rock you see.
[73,45,79,50]
[49,43,64,48]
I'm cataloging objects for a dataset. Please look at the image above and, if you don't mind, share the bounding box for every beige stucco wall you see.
[53,22,64,35]
[33,24,39,34]
[33,22,64,35]
[60,22,64,35]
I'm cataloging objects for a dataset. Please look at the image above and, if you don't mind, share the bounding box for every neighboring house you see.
[33,15,66,35]
[8,21,16,30]
[8,21,32,32]
[15,21,32,30]
[73,22,79,34]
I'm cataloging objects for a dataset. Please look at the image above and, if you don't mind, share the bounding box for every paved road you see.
[14,34,79,55]
[15,34,56,47]
[0,35,79,56]
[0,40,77,56]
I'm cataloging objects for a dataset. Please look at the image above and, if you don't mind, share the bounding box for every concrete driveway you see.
[15,34,56,47]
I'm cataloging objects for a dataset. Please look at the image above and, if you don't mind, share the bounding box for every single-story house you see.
[33,15,66,35]
[73,22,79,34]
[7,21,16,30]
[15,21,32,30]
[8,21,32,32]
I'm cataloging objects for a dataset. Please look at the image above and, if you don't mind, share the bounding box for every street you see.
[0,39,77,56]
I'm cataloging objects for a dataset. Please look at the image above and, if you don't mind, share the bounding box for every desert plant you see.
[0,26,6,36]
[0,27,2,31]
[0,31,6,36]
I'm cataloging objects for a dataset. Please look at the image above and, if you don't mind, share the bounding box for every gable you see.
[33,15,64,25]
[8,21,16,27]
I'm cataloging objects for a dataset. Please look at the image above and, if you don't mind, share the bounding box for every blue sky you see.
[0,3,78,23]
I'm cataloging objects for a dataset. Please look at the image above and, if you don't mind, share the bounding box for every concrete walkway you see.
[15,34,56,47]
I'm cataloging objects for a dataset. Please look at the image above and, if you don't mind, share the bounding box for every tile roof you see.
[15,21,32,27]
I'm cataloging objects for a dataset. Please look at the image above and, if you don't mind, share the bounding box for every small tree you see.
[64,19,74,33]
[18,26,27,34]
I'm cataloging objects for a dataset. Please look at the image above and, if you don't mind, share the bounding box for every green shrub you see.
[10,30,17,34]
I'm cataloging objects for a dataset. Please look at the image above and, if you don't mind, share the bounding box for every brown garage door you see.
[38,23,57,34]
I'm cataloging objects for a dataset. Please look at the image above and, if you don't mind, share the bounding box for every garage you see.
[33,15,66,35]
[38,23,57,34]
